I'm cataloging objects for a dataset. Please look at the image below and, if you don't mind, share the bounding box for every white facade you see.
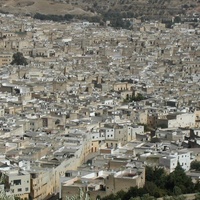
[168,113,195,128]
[127,125,144,141]
[5,170,30,196]
[91,132,105,141]
[104,99,114,105]
[105,128,115,139]
[159,150,192,173]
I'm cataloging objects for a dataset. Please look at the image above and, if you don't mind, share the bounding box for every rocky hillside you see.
[0,0,93,16]
[0,0,199,20]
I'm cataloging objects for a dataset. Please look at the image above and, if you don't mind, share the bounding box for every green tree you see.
[122,187,147,200]
[96,195,101,200]
[146,166,167,188]
[194,181,200,192]
[164,195,186,200]
[173,186,182,196]
[174,16,181,23]
[129,197,141,200]
[195,193,200,200]
[101,165,199,200]
[141,194,155,200]
[11,52,28,66]
[101,193,116,200]
[116,190,126,199]
[144,182,159,197]
[191,160,200,171]
[165,163,194,194]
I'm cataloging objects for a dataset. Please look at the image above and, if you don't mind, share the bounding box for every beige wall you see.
[29,118,43,131]
[139,111,148,124]
[10,126,24,136]
[53,81,67,92]
[147,114,157,127]
[62,185,86,200]
[91,141,99,153]
[108,160,127,170]
[29,135,92,199]
[113,82,128,91]
[0,54,12,67]
[105,169,145,195]
[31,170,54,200]
[121,91,133,100]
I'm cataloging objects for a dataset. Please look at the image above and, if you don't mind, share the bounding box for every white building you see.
[3,170,30,199]
[159,150,192,173]
[168,113,195,128]
[127,125,144,141]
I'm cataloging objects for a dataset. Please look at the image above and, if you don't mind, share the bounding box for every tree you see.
[194,181,200,192]
[101,165,198,200]
[145,182,159,197]
[129,197,141,200]
[173,186,182,196]
[164,195,186,200]
[141,194,155,200]
[96,195,101,200]
[145,166,167,188]
[191,160,200,171]
[116,190,126,199]
[174,16,181,23]
[195,193,200,200]
[165,163,194,194]
[11,52,28,66]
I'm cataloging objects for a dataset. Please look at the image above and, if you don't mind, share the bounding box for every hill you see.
[0,0,94,16]
[0,0,199,20]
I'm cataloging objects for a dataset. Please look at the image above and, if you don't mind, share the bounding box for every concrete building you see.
[3,169,30,199]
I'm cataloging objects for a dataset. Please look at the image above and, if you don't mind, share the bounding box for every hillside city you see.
[0,11,200,200]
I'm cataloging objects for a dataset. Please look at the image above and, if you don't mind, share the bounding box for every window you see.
[18,188,22,192]
[13,180,21,185]
[25,188,29,191]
